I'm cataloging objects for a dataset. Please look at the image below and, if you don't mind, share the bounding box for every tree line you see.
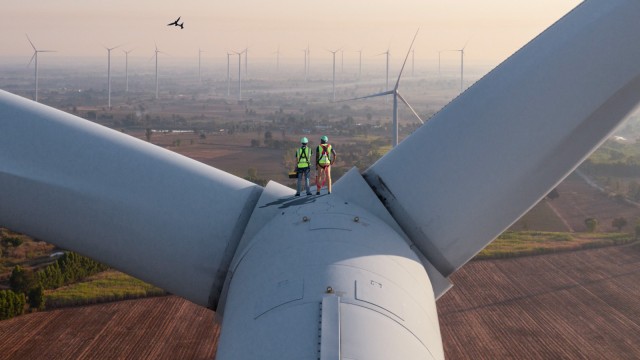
[3,252,109,320]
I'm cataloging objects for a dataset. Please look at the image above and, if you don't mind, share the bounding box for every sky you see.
[3,0,582,68]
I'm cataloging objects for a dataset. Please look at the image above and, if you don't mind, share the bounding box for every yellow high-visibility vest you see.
[296,146,311,168]
[317,144,332,166]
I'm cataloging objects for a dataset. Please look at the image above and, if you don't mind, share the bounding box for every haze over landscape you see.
[3,0,580,68]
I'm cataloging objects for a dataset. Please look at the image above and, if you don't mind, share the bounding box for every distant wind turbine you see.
[123,49,133,92]
[152,44,166,100]
[226,52,232,97]
[233,50,243,100]
[198,48,204,84]
[329,49,340,102]
[307,44,311,79]
[379,48,390,91]
[448,41,468,93]
[357,49,363,80]
[105,45,121,109]
[341,30,423,147]
[243,46,249,78]
[26,34,55,102]
[302,46,310,81]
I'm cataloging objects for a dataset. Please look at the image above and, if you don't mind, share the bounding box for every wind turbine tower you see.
[380,49,390,91]
[227,52,232,97]
[451,42,468,93]
[234,51,243,101]
[123,49,133,92]
[153,45,163,100]
[106,45,120,109]
[26,34,55,102]
[357,49,363,80]
[329,49,339,102]
[244,47,249,78]
[198,49,202,83]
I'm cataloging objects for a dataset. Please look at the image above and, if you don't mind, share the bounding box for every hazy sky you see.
[3,1,581,67]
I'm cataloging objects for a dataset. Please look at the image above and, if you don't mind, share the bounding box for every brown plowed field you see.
[438,244,640,359]
[2,245,640,359]
[0,296,218,360]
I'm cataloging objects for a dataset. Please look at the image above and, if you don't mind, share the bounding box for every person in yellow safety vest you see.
[295,137,313,196]
[316,135,337,195]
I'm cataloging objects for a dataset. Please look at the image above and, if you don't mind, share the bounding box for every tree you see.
[250,139,260,147]
[28,285,45,311]
[634,222,640,240]
[264,131,273,144]
[585,218,598,232]
[10,266,34,294]
[145,128,153,142]
[612,217,628,232]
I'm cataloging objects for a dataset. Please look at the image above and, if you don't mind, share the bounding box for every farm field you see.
[438,244,640,359]
[2,245,640,359]
[510,171,640,233]
[0,296,218,360]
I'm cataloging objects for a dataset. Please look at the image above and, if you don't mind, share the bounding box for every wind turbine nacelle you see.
[215,180,444,359]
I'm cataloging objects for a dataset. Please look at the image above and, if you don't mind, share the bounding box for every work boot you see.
[306,192,312,196]
[295,193,300,197]
[316,191,320,195]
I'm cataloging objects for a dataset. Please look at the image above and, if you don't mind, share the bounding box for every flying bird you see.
[167,17,182,28]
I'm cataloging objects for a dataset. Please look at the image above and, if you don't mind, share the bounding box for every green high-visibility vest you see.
[317,144,332,166]
[296,146,311,168]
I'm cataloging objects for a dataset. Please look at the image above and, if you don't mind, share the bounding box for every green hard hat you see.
[321,135,329,142]
[301,137,309,144]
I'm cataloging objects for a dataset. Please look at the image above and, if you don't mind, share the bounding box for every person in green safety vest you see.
[295,137,313,196]
[315,135,337,195]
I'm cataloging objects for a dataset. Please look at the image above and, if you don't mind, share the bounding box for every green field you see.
[45,270,165,308]
[477,231,634,259]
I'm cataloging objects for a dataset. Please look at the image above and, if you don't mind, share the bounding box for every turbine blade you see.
[25,34,36,50]
[27,53,36,67]
[362,0,640,279]
[394,29,420,91]
[0,90,263,309]
[335,90,394,103]
[396,92,424,124]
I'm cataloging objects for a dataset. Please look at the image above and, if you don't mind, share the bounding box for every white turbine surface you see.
[2,1,640,359]
[365,0,640,283]
[0,90,262,306]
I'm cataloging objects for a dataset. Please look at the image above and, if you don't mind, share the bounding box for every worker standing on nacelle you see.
[295,137,313,196]
[316,135,337,195]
